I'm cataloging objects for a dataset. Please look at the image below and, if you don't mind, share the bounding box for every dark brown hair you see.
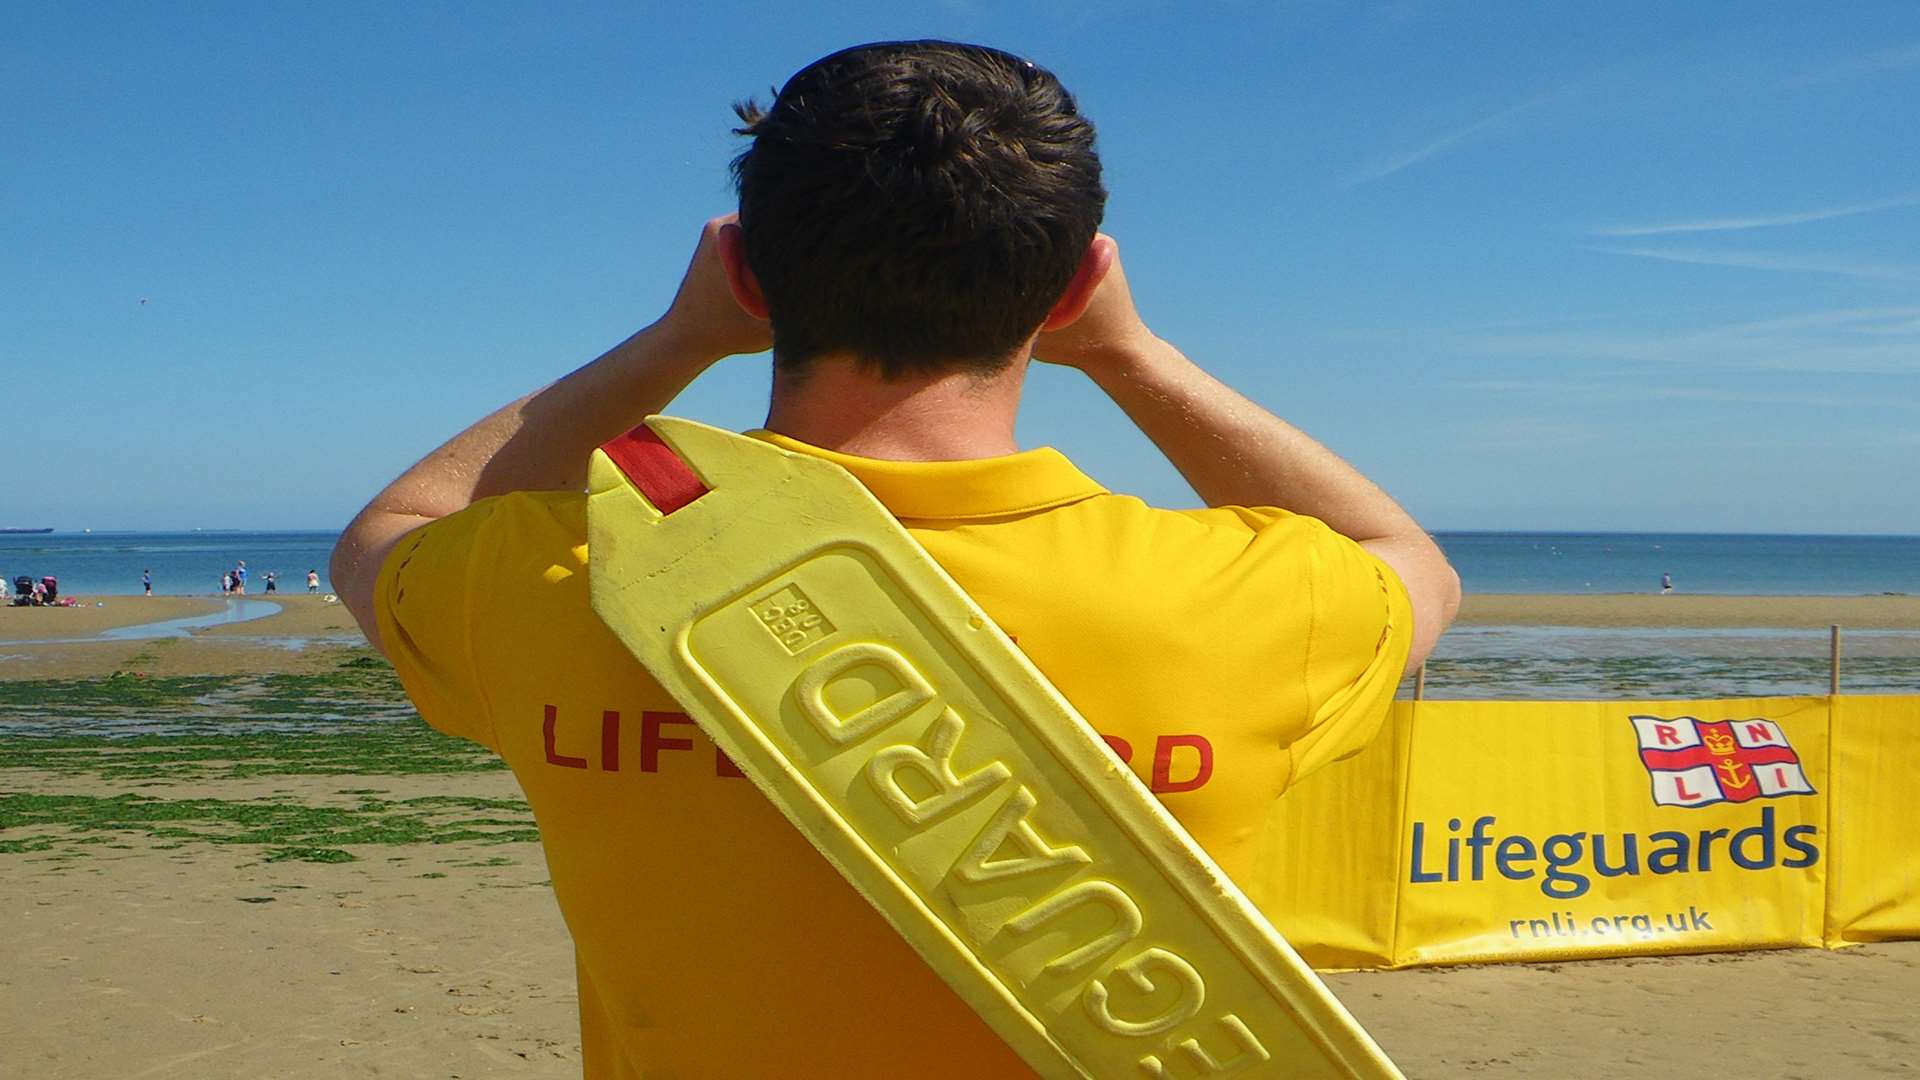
[732,41,1105,378]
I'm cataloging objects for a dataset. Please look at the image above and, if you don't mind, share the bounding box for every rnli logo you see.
[1630,715,1816,808]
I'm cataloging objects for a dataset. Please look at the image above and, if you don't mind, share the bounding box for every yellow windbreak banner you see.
[1249,703,1409,970]
[1827,695,1920,943]
[1392,698,1828,965]
[1260,698,1842,968]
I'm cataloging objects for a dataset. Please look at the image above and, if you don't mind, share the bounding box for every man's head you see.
[729,41,1105,379]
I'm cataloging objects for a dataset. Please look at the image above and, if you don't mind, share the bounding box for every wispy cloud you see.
[1460,378,1920,411]
[1450,306,1920,375]
[1784,41,1920,88]
[1467,416,1602,449]
[1589,194,1920,237]
[1590,246,1920,284]
[1346,89,1569,186]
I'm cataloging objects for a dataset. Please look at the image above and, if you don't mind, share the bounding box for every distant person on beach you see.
[1662,572,1674,594]
[263,571,277,593]
[332,41,1460,1076]
[234,561,247,595]
[143,569,152,596]
[306,569,320,593]
[221,572,233,594]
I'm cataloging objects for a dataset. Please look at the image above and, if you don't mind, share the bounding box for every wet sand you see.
[0,596,224,640]
[0,595,367,678]
[2,591,1910,669]
[1460,593,1920,630]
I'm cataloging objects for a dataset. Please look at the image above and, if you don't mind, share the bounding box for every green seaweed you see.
[0,791,538,853]
[264,846,359,864]
[0,668,534,862]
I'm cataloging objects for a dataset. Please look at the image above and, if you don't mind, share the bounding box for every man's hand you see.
[1033,235,1155,373]
[657,215,773,364]
[1036,234,1461,668]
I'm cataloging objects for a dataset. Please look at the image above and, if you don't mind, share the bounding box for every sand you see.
[194,593,364,639]
[0,595,368,679]
[5,814,1914,1078]
[0,596,224,640]
[11,591,1912,683]
[1460,593,1920,631]
[5,598,1918,1077]
[6,835,577,1078]
[1327,944,1920,1077]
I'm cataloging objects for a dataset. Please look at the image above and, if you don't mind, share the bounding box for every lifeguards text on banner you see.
[1253,695,1920,968]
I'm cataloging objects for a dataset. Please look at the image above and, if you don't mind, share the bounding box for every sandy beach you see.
[0,594,366,679]
[0,595,226,639]
[5,589,1914,663]
[4,595,1917,1077]
[6,811,1914,1079]
[1460,592,1920,630]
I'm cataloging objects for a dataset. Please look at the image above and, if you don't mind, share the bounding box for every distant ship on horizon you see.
[0,528,53,534]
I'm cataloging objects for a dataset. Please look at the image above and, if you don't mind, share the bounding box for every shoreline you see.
[0,595,366,679]
[6,591,1915,632]
[1,592,1914,658]
[1458,593,1920,630]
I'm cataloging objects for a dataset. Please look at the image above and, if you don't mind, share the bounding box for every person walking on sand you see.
[263,571,277,593]
[1662,572,1673,594]
[143,569,152,596]
[233,561,247,595]
[306,569,320,593]
[222,571,233,594]
[332,41,1459,1077]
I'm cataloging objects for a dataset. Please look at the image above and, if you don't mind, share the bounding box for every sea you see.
[1435,532,1920,597]
[0,531,340,598]
[4,529,1916,600]
[3,529,1917,699]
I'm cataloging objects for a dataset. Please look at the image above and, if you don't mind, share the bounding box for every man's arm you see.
[1036,239,1460,667]
[331,217,771,655]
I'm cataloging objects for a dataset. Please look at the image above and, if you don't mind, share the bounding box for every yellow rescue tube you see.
[586,415,1402,1080]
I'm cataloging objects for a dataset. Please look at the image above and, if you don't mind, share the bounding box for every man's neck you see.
[763,353,1029,461]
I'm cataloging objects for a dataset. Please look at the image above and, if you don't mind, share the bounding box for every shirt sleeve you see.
[372,503,501,751]
[1288,523,1414,785]
[1170,505,1416,788]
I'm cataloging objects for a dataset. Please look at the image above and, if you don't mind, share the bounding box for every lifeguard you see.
[333,40,1460,1077]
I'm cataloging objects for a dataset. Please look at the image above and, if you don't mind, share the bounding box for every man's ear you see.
[1039,235,1118,331]
[716,222,771,319]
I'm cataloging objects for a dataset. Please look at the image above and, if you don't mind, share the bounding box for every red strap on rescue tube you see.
[600,425,710,515]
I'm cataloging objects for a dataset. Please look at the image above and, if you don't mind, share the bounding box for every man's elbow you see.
[327,543,360,614]
[329,511,407,656]
[1405,551,1462,671]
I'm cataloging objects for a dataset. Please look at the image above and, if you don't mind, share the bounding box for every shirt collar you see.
[747,430,1106,521]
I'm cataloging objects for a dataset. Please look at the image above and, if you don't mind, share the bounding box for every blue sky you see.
[5,2,1917,533]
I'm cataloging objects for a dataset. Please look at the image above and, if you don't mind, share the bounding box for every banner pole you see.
[1830,625,1842,695]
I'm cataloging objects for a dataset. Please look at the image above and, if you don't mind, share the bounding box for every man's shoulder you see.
[417,489,588,545]
[1061,491,1334,548]
[381,489,589,598]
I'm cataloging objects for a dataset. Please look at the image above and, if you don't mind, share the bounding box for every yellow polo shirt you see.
[375,431,1411,1079]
